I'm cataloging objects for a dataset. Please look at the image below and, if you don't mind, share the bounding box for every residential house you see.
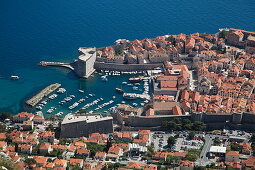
[13,112,34,123]
[53,159,67,168]
[39,143,52,154]
[18,144,32,154]
[39,131,55,143]
[225,151,239,162]
[69,158,84,168]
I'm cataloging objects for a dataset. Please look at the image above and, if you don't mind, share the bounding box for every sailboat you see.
[78,83,84,93]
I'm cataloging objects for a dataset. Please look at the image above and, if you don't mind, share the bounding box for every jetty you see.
[26,83,61,107]
[39,61,74,70]
[123,93,150,100]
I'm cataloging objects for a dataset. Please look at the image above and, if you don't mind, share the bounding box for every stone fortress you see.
[73,47,97,78]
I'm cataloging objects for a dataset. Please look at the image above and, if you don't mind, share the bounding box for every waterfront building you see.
[13,112,34,123]
[60,113,113,138]
[74,47,97,78]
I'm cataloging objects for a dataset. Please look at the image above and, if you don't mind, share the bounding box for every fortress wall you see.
[202,113,233,123]
[115,112,255,132]
[124,115,191,127]
[241,112,255,124]
[94,62,163,71]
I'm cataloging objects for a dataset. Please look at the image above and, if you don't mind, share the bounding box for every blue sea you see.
[0,0,255,115]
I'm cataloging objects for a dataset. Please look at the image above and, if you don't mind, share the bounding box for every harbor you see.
[27,71,152,118]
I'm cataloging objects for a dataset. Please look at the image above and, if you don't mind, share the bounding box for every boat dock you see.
[123,93,150,100]
[39,61,74,70]
[26,83,61,107]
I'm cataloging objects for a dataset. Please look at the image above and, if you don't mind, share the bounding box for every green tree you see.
[219,30,228,38]
[0,112,12,121]
[167,136,176,148]
[0,157,17,170]
[188,131,196,140]
[213,138,221,146]
[194,166,206,170]
[230,143,241,152]
[250,134,255,142]
[173,118,182,124]
[24,157,36,166]
[161,121,169,131]
[192,121,206,131]
[87,144,105,158]
[0,124,6,133]
[185,150,200,161]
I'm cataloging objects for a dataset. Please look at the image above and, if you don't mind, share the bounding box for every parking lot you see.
[151,132,172,151]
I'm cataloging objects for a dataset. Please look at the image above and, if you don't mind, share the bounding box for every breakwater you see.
[26,83,61,107]
[39,61,74,70]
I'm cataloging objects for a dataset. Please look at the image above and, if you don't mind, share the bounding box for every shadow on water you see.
[0,104,17,114]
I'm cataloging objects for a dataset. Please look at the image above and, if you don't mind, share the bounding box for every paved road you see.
[196,135,213,166]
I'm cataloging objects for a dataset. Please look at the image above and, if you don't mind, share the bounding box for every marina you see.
[28,72,151,118]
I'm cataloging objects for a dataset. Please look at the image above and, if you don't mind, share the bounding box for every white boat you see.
[57,88,66,93]
[78,89,84,93]
[10,75,19,80]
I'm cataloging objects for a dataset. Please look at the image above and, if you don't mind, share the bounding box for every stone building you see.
[74,47,97,78]
[60,113,113,138]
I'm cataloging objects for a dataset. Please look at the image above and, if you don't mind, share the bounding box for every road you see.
[195,135,213,166]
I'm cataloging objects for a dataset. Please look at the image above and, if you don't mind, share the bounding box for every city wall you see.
[94,62,163,71]
[113,111,255,131]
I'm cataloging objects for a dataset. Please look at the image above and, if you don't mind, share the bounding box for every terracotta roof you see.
[69,158,83,166]
[0,133,6,139]
[108,146,121,155]
[39,143,51,150]
[39,131,54,137]
[53,159,67,166]
[34,156,47,165]
[95,152,106,158]
[172,105,182,115]
[0,141,6,148]
[226,151,239,156]
[13,112,34,118]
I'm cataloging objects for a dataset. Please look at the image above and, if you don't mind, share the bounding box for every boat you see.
[102,77,108,82]
[129,77,142,83]
[133,86,138,91]
[123,93,138,100]
[78,89,84,93]
[57,88,66,93]
[78,98,85,103]
[115,88,124,93]
[112,96,116,99]
[10,75,20,80]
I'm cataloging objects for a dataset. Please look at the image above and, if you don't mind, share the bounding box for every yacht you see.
[115,88,124,93]
[78,89,84,93]
[10,75,19,80]
[57,88,66,93]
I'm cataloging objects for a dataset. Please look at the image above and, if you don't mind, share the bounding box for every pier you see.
[26,83,61,107]
[123,93,150,100]
[39,61,74,70]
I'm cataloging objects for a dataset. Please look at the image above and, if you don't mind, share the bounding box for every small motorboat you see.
[10,75,20,80]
